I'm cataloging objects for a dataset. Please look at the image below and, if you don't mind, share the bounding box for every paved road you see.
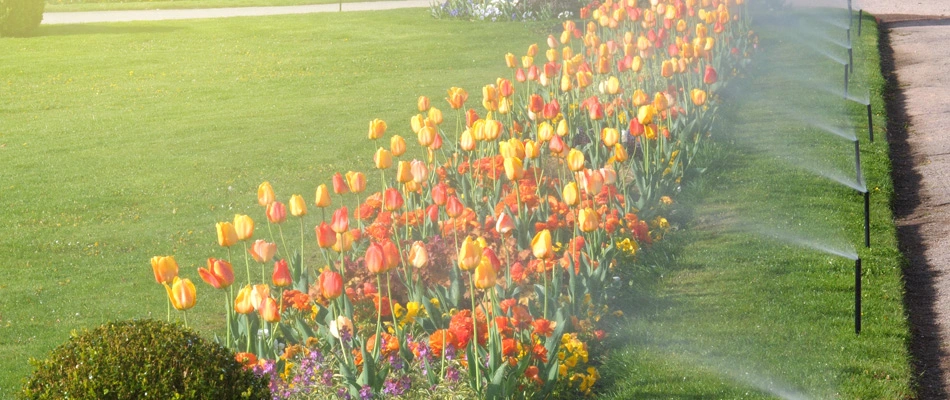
[42,0,430,24]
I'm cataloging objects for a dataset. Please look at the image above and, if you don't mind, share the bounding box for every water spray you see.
[847,0,852,27]
[866,103,874,142]
[858,10,863,36]
[854,139,870,248]
[846,27,851,48]
[855,257,862,334]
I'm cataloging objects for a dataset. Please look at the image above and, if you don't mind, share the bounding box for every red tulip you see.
[432,183,448,206]
[331,207,349,234]
[266,201,287,224]
[426,204,439,223]
[272,259,292,287]
[495,212,515,235]
[704,65,718,84]
[199,258,234,289]
[315,222,337,249]
[446,195,464,218]
[542,99,560,120]
[365,242,387,274]
[332,172,349,195]
[383,188,404,211]
[319,268,343,300]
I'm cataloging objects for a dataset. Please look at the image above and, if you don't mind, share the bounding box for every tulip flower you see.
[613,143,629,162]
[288,195,306,217]
[315,222,337,249]
[333,231,354,253]
[345,171,366,194]
[637,105,656,125]
[250,240,277,263]
[537,122,554,143]
[272,259,292,287]
[531,229,554,259]
[446,87,468,109]
[691,88,707,106]
[266,201,287,224]
[216,222,238,247]
[661,60,674,78]
[505,52,517,68]
[332,172,349,195]
[524,140,540,159]
[151,255,179,285]
[368,118,387,140]
[583,169,604,196]
[562,182,580,207]
[417,126,437,148]
[390,135,406,157]
[446,195,464,218]
[601,165,617,184]
[259,296,281,323]
[411,114,425,134]
[601,127,620,147]
[199,258,234,289]
[408,241,429,268]
[315,184,331,208]
[495,212,515,235]
[374,148,392,170]
[474,256,497,289]
[164,277,196,311]
[365,242,387,274]
[528,94,544,114]
[704,65,718,85]
[258,181,275,207]
[458,236,483,271]
[250,284,269,310]
[409,160,428,183]
[396,161,412,184]
[432,183,448,206]
[606,76,621,94]
[504,157,524,181]
[459,129,476,152]
[542,99,560,120]
[567,149,586,172]
[234,285,255,314]
[579,207,599,232]
[417,96,430,112]
[331,207,349,233]
[515,68,527,83]
[319,268,344,300]
[233,214,254,241]
[549,134,566,155]
[653,92,669,112]
[426,204,439,223]
[383,188,404,211]
[382,240,400,271]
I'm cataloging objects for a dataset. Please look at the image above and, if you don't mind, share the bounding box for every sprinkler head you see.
[855,257,862,334]
[848,48,853,73]
[858,9,864,36]
[867,103,874,142]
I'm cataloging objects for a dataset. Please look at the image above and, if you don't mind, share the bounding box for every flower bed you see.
[150,0,755,398]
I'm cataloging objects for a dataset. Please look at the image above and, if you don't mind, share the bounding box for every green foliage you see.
[20,319,270,400]
[0,0,44,37]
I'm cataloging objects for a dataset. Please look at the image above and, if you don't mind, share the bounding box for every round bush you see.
[0,0,44,37]
[20,319,271,400]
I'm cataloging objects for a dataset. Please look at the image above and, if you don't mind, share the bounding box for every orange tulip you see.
[562,182,580,206]
[234,285,255,314]
[548,134,566,155]
[458,236,483,271]
[258,181,275,207]
[164,277,196,311]
[216,222,238,248]
[150,256,178,285]
[266,201,287,224]
[408,241,429,268]
[288,194,307,217]
[368,118,387,140]
[661,60,674,78]
[504,157,524,181]
[446,195,464,218]
[365,242,387,274]
[417,126,437,148]
[567,149,585,172]
[199,258,234,289]
[272,259,292,287]
[345,171,366,194]
[233,214,254,241]
[315,184,331,208]
[331,207,349,234]
[531,229,553,259]
[396,161,412,184]
[332,172,349,195]
[505,52,517,68]
[474,256,497,289]
[613,143,629,162]
[319,268,344,300]
[315,222,337,249]
[583,169,604,196]
[495,212,515,235]
[446,87,468,109]
[578,207,599,232]
[653,92,669,112]
[259,296,281,323]
[374,148,392,170]
[250,240,277,263]
[381,240,400,271]
[432,183,448,206]
[383,188,404,211]
[390,135,406,157]
[417,95,430,112]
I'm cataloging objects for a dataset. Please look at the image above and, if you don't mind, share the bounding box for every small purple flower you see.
[388,354,405,370]
[321,369,334,386]
[445,366,460,382]
[359,385,374,400]
[338,387,352,400]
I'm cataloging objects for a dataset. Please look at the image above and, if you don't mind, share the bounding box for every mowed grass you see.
[0,10,545,395]
[45,0,400,13]
[599,10,912,399]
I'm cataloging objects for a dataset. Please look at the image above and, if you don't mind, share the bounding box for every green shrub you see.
[0,0,44,37]
[20,319,271,400]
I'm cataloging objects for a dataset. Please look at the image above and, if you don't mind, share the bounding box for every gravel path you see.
[42,0,430,24]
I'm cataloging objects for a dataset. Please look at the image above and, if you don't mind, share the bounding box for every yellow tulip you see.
[637,105,656,125]
[289,194,307,217]
[345,171,366,194]
[531,229,553,259]
[233,214,254,241]
[556,119,569,137]
[606,76,620,95]
[505,52,517,68]
[368,118,387,140]
[417,126,437,148]
[390,135,406,157]
[417,96,430,112]
[216,222,238,247]
[396,161,412,184]
[315,184,331,208]
[460,129,476,152]
[524,140,540,159]
[613,143,629,162]
[164,277,196,311]
[374,148,392,170]
[567,148,585,172]
[562,182,579,206]
[601,127,620,147]
[257,181,275,207]
[537,122,554,143]
[473,256,497,289]
[578,207,599,232]
[691,88,707,106]
[428,107,443,125]
[458,236,483,271]
[234,285,255,314]
[504,157,524,181]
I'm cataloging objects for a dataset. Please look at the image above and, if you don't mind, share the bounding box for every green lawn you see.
[45,0,401,13]
[599,10,912,399]
[0,10,545,395]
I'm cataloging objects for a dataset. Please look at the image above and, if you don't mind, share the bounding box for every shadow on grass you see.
[34,24,182,37]
[880,21,949,400]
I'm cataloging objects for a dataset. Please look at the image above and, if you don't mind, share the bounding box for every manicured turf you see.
[0,10,546,395]
[45,0,397,12]
[598,10,912,399]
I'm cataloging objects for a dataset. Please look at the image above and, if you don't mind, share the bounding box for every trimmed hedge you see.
[20,319,271,399]
[0,0,44,37]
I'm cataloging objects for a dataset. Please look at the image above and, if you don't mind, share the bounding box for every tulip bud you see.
[495,212,515,235]
[368,118,387,140]
[164,277,197,311]
[365,242,387,274]
[266,201,287,224]
[548,134,566,155]
[505,52,517,68]
[524,140,540,159]
[578,207,599,232]
[234,285,255,314]
[332,172,349,195]
[390,135,406,157]
[418,96,430,112]
[446,195,464,218]
[637,105,656,125]
[374,148,392,170]
[606,76,621,95]
[333,231,354,253]
[567,148,586,172]
[319,268,344,300]
[531,229,553,259]
[408,241,429,268]
[273,259,292,287]
[289,195,307,217]
[691,88,707,106]
[314,184,331,208]
[151,255,178,285]
[233,214,254,241]
[315,222,337,249]
[410,160,428,183]
[331,207,349,233]
[460,129,476,152]
[474,256,497,289]
[537,121,554,143]
[383,188,404,211]
[432,183,448,206]
[259,296,281,323]
[216,222,239,247]
[428,107,443,125]
[258,181,275,207]
[396,161,412,184]
[458,236,483,271]
[601,127,620,147]
[562,182,580,206]
[504,157,525,181]
[345,171,366,194]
